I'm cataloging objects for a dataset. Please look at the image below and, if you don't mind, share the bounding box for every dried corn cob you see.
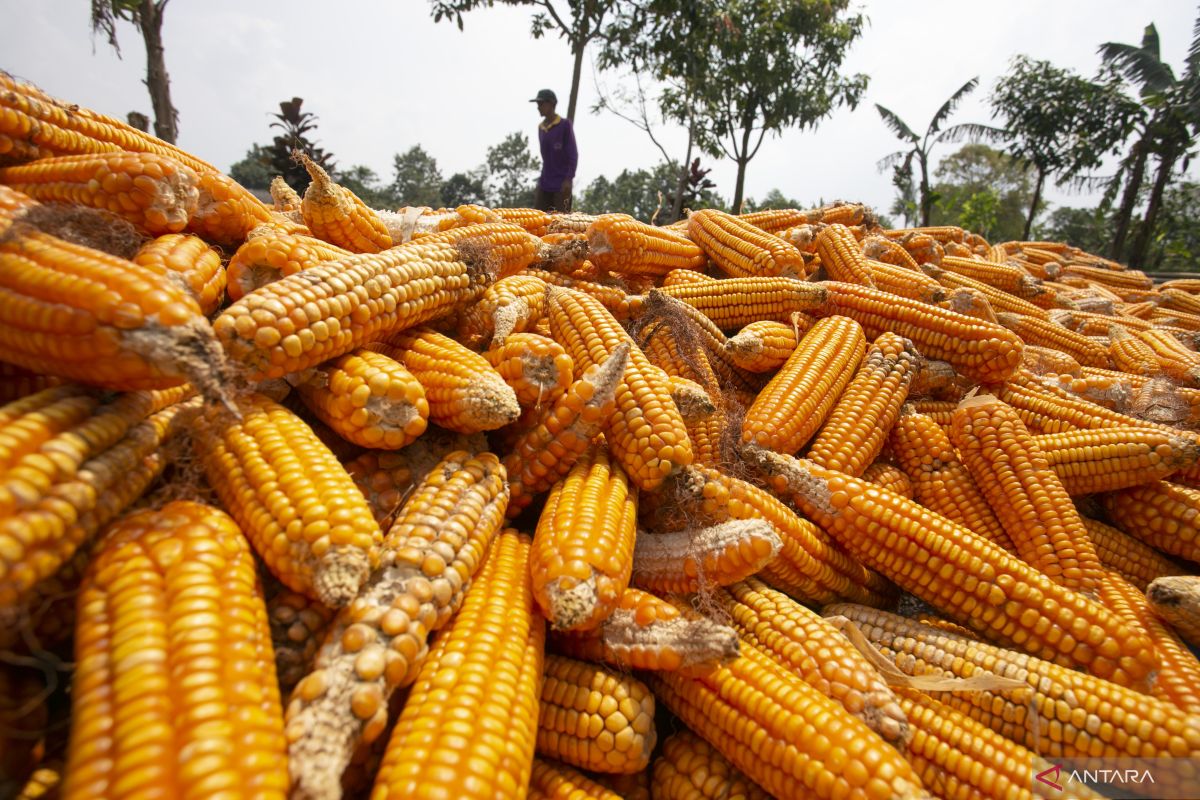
[814,223,876,287]
[536,269,643,320]
[995,312,1111,368]
[269,586,335,697]
[371,529,543,800]
[1082,517,1186,591]
[662,267,715,287]
[650,729,770,800]
[688,208,805,278]
[64,501,287,800]
[296,153,392,253]
[529,759,623,800]
[1101,481,1200,564]
[459,273,549,347]
[587,213,706,276]
[1108,324,1164,376]
[921,262,1049,318]
[270,174,301,210]
[1063,263,1154,290]
[939,287,998,323]
[186,169,277,244]
[132,232,226,315]
[908,358,971,400]
[1138,328,1200,385]
[286,450,508,797]
[862,233,922,271]
[1147,576,1200,646]
[1033,426,1200,495]
[668,375,716,421]
[1021,344,1083,375]
[484,331,574,407]
[654,278,826,331]
[860,459,914,498]
[495,206,555,235]
[723,319,801,372]
[866,258,946,302]
[225,228,351,301]
[538,653,656,774]
[631,519,781,595]
[937,255,1042,296]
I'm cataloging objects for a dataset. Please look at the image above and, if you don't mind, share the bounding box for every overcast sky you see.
[4,1,1198,216]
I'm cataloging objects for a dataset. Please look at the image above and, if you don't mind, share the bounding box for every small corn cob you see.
[64,502,287,800]
[1101,481,1200,564]
[889,409,1015,551]
[650,729,770,800]
[1138,328,1200,385]
[866,258,946,302]
[921,262,1049,318]
[937,255,1042,296]
[744,448,1159,687]
[723,319,801,372]
[862,234,922,270]
[1021,344,1083,375]
[662,267,715,287]
[553,586,738,672]
[860,459,914,498]
[193,392,383,606]
[371,529,544,800]
[668,375,716,421]
[742,315,867,454]
[297,153,392,253]
[268,586,336,697]
[908,359,971,400]
[1063,263,1154,290]
[528,759,623,800]
[1033,426,1200,495]
[1147,576,1200,646]
[547,286,692,489]
[655,278,827,331]
[532,443,637,631]
[495,206,555,235]
[646,641,931,800]
[538,653,656,774]
[1108,324,1165,376]
[687,208,805,278]
[270,174,301,211]
[1083,517,1186,591]
[814,223,876,287]
[631,519,781,595]
[587,213,706,276]
[939,286,998,323]
[535,269,643,320]
[805,331,919,476]
[813,282,1025,384]
[224,228,351,301]
[719,578,910,748]
[459,273,549,347]
[995,312,1111,368]
[286,450,509,797]
[295,347,429,449]
[186,169,277,245]
[0,151,199,234]
[484,331,575,407]
[132,232,226,315]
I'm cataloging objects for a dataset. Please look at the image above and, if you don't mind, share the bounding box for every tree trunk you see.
[670,124,694,224]
[918,152,932,227]
[1110,137,1148,263]
[1023,168,1046,241]
[1128,149,1177,270]
[731,119,754,213]
[565,5,591,123]
[137,0,177,143]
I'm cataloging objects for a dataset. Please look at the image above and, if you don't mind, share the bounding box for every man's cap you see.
[530,89,557,104]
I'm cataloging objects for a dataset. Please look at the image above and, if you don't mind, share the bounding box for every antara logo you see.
[1035,763,1157,791]
[1035,765,1063,791]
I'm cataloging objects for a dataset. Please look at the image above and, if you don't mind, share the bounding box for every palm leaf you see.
[1098,41,1175,95]
[926,77,979,137]
[876,148,912,172]
[938,122,1007,145]
[875,105,919,143]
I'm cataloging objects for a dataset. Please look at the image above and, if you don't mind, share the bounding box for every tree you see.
[930,143,1033,242]
[90,0,178,143]
[743,188,802,212]
[875,77,986,227]
[1037,205,1111,256]
[337,166,396,209]
[390,146,444,207]
[229,144,274,191]
[268,98,336,192]
[1100,16,1200,267]
[441,170,488,207]
[578,162,723,221]
[485,132,540,207]
[1151,181,1200,270]
[429,0,616,122]
[889,164,918,227]
[989,56,1142,239]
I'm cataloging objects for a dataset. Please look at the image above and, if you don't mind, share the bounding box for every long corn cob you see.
[587,213,706,276]
[225,228,351,301]
[297,153,392,253]
[688,208,806,278]
[867,259,947,303]
[995,312,1111,369]
[920,262,1049,318]
[631,519,781,595]
[815,223,876,286]
[654,278,827,331]
[1138,328,1200,385]
[1146,576,1200,646]
[536,269,643,320]
[1101,480,1200,564]
[64,502,287,800]
[1082,517,1186,591]
[650,729,770,800]
[1033,426,1200,494]
[1107,324,1163,376]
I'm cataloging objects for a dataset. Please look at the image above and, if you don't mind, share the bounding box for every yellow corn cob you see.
[1033,426,1199,495]
[1160,278,1200,293]
[296,153,392,253]
[1138,328,1200,385]
[504,344,628,517]
[742,315,866,454]
[1147,576,1200,646]
[862,233,922,270]
[371,529,543,799]
[662,267,715,287]
[908,358,971,401]
[132,232,226,315]
[631,519,781,595]
[532,443,637,631]
[687,208,806,278]
[378,328,519,432]
[547,286,692,489]
[64,501,287,800]
[1160,287,1200,317]
[655,277,826,331]
[587,213,706,276]
[1101,481,1200,564]
[860,459,914,498]
[814,282,1025,384]
[270,174,301,211]
[865,259,946,302]
[494,206,555,235]
[938,286,998,323]
[723,318,802,372]
[921,262,1049,319]
[745,448,1159,687]
[268,585,335,696]
[285,450,508,796]
[459,273,549,347]
[814,223,876,287]
[412,221,544,279]
[1063,263,1154,290]
[186,169,277,245]
[538,653,656,774]
[805,331,919,476]
[225,228,351,301]
[827,604,1198,765]
[193,392,383,606]
[936,255,1043,296]
[735,207,815,232]
[646,641,931,800]
[1083,517,1186,591]
[532,268,641,318]
[719,578,910,747]
[484,331,575,407]
[886,225,965,244]
[1021,343,1083,376]
[553,586,739,672]
[650,729,770,800]
[0,151,199,234]
[995,312,1111,368]
[529,759,623,800]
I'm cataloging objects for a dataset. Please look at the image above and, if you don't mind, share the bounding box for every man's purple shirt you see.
[537,115,578,192]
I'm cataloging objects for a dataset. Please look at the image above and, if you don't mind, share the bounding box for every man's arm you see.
[563,120,578,185]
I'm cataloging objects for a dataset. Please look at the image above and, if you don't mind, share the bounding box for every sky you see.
[3,0,1198,217]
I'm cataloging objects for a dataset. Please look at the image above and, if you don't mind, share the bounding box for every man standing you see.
[531,89,577,212]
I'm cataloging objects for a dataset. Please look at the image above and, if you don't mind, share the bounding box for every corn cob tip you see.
[536,236,590,270]
[131,315,238,412]
[314,545,373,607]
[546,578,600,632]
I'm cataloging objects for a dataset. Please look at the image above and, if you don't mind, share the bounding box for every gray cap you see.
[530,89,557,103]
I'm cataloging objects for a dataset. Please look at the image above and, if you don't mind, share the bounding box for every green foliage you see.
[390,145,444,207]
[930,144,1032,242]
[579,162,724,222]
[337,165,396,209]
[269,98,336,193]
[957,189,1000,240]
[229,144,274,192]
[441,170,488,207]
[742,189,802,212]
[1147,181,1200,271]
[1036,205,1111,255]
[486,132,540,208]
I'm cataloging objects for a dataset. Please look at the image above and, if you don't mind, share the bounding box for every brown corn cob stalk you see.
[650,729,770,800]
[224,228,351,301]
[814,223,876,287]
[296,152,392,253]
[889,409,1016,552]
[687,208,806,278]
[1083,517,1186,592]
[529,759,623,800]
[827,604,1200,766]
[742,315,867,454]
[285,450,509,798]
[1021,344,1083,375]
[587,213,706,276]
[553,586,739,672]
[1033,426,1200,495]
[646,640,931,800]
[667,375,716,421]
[654,278,827,331]
[64,502,288,800]
[268,586,336,697]
[295,346,430,449]
[719,577,910,748]
[995,312,1111,369]
[458,273,549,347]
[370,529,544,799]
[132,232,226,315]
[813,282,1025,384]
[1147,576,1200,646]
[1101,481,1200,564]
[948,394,1105,595]
[548,286,692,489]
[193,393,383,607]
[631,519,781,595]
[860,459,914,498]
[538,653,657,774]
[504,344,627,517]
[186,169,277,245]
[745,448,1159,688]
[723,319,801,372]
[484,331,575,407]
[805,331,919,477]
[270,174,301,211]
